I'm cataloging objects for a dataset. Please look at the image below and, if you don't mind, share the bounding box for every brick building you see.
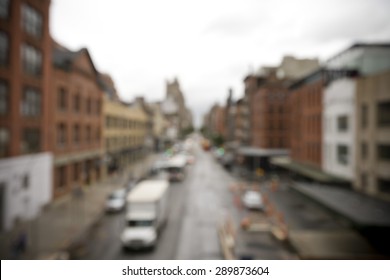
[0,0,51,157]
[289,69,324,169]
[50,43,104,199]
[251,74,289,149]
[0,0,53,231]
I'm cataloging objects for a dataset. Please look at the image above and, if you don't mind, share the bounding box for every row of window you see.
[0,127,40,157]
[303,86,321,107]
[1,1,42,37]
[57,124,100,148]
[55,159,101,190]
[57,87,101,115]
[106,136,144,150]
[361,102,390,128]
[324,115,349,133]
[0,31,42,75]
[360,175,390,194]
[325,143,390,166]
[105,116,146,130]
[0,80,41,116]
[305,114,321,135]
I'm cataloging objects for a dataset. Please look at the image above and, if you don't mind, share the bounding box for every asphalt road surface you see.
[79,144,238,260]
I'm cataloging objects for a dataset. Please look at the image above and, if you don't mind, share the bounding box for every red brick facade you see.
[289,71,323,168]
[251,85,289,149]
[0,0,51,158]
[50,45,104,199]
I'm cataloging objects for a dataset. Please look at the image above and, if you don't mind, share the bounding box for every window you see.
[337,145,349,165]
[21,3,42,38]
[86,125,91,142]
[361,142,367,159]
[57,87,67,111]
[86,97,91,114]
[377,101,390,127]
[21,128,40,153]
[73,125,80,145]
[0,31,8,66]
[21,44,42,76]
[361,104,368,129]
[0,81,7,114]
[73,93,80,112]
[0,0,9,19]
[361,173,367,189]
[378,178,390,194]
[378,145,390,161]
[0,127,9,157]
[95,128,100,143]
[56,166,66,189]
[22,175,29,189]
[57,124,66,147]
[337,115,348,132]
[21,88,40,116]
[96,100,100,115]
[73,163,79,181]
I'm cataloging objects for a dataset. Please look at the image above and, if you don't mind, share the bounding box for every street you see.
[79,143,234,259]
[75,141,382,260]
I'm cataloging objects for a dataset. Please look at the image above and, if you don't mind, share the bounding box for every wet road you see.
[80,144,237,260]
[77,141,384,260]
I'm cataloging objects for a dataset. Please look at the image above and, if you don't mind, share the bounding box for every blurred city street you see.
[1,0,390,262]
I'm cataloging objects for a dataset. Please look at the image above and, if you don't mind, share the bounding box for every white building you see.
[322,77,357,180]
[0,153,52,232]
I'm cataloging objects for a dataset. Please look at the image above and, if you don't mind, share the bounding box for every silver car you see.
[105,189,127,213]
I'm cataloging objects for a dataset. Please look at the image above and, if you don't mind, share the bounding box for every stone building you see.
[161,78,192,142]
[355,70,390,199]
[103,89,148,177]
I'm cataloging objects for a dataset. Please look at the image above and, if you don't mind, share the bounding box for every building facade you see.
[0,0,52,231]
[50,45,104,199]
[103,95,148,176]
[355,70,390,199]
[322,73,358,180]
[251,75,289,149]
[289,70,324,169]
[148,102,168,152]
[161,78,193,141]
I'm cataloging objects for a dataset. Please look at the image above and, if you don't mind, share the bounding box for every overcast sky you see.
[50,0,390,127]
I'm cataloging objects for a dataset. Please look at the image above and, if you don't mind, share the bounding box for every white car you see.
[242,191,264,210]
[105,189,126,213]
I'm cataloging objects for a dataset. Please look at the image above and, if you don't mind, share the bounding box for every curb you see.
[217,226,235,260]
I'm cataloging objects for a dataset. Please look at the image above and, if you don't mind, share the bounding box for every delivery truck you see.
[121,179,169,249]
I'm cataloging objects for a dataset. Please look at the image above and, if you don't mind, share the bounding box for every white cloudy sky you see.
[50,0,390,127]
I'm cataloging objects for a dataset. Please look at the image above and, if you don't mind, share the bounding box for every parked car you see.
[242,191,263,210]
[105,188,127,213]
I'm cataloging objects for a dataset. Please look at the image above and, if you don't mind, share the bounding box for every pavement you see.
[0,153,158,260]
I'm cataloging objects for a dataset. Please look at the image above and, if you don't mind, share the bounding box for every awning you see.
[237,147,289,157]
[271,156,348,183]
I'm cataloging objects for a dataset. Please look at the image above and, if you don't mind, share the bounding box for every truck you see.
[121,179,169,249]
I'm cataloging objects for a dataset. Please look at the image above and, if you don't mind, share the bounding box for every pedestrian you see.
[11,230,27,259]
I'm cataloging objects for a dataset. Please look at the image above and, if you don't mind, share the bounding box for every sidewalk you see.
[0,154,158,260]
